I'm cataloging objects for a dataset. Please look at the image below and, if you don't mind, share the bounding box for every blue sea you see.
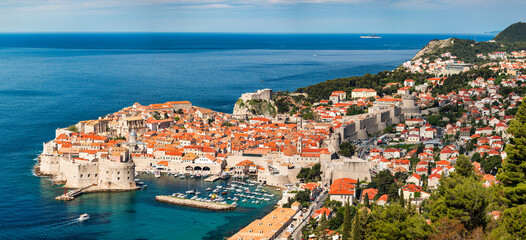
[0,33,493,239]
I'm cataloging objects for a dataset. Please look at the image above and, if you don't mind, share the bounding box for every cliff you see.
[233,98,277,118]
[412,38,454,60]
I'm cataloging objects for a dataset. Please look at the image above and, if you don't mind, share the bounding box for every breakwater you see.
[155,196,237,211]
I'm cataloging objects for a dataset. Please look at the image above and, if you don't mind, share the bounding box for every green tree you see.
[339,142,356,157]
[346,105,365,116]
[366,204,431,240]
[295,189,312,205]
[67,125,78,132]
[316,214,330,240]
[342,201,352,240]
[424,172,489,230]
[351,208,364,240]
[368,170,399,202]
[296,164,323,182]
[455,155,474,178]
[481,155,502,174]
[497,100,526,207]
[497,204,526,239]
[364,193,370,208]
[471,152,482,163]
[400,190,405,208]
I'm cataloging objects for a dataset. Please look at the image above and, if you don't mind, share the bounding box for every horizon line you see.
[0,31,497,35]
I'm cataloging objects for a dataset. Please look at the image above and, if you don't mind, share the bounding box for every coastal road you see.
[291,190,328,240]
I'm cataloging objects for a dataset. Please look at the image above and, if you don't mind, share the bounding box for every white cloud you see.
[183,3,234,8]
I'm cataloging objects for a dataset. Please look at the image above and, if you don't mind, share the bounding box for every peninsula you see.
[35,22,526,239]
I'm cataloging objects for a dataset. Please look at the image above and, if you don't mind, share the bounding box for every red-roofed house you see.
[360,188,379,204]
[329,178,357,203]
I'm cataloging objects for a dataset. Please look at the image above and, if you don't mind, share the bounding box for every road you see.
[291,190,329,240]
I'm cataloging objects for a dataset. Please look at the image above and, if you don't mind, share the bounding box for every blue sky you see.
[0,0,524,33]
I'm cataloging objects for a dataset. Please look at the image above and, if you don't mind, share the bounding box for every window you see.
[118,177,120,180]
[95,174,98,177]
[88,174,90,177]
[80,174,83,178]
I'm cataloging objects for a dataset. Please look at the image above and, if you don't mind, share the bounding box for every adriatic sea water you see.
[0,33,493,239]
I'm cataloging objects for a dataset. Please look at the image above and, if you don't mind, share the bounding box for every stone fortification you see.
[240,89,272,101]
[233,89,276,118]
[321,156,371,183]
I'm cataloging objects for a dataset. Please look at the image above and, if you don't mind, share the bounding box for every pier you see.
[55,185,94,201]
[155,195,236,211]
[204,175,220,182]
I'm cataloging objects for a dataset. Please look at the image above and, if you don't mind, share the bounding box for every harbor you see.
[149,172,279,209]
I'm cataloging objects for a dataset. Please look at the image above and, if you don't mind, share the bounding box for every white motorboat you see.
[79,213,90,221]
[186,190,195,194]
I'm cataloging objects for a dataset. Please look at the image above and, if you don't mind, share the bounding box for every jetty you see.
[155,195,236,211]
[204,175,220,182]
[55,185,94,201]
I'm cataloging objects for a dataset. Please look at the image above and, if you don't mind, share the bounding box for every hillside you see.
[296,70,431,101]
[419,38,501,64]
[493,22,526,42]
[412,38,454,60]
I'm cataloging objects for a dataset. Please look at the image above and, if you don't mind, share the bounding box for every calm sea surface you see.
[0,33,493,239]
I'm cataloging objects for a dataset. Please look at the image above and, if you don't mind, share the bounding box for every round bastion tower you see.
[401,95,421,120]
[98,159,136,190]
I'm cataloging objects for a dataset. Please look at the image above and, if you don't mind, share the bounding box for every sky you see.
[0,0,525,33]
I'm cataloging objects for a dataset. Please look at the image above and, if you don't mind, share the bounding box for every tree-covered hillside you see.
[296,69,431,101]
[494,22,526,42]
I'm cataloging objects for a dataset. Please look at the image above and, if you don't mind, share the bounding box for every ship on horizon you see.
[360,34,382,39]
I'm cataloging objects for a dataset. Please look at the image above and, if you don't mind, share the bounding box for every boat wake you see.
[39,216,85,239]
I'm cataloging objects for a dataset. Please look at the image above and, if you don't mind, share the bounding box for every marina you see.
[150,173,279,209]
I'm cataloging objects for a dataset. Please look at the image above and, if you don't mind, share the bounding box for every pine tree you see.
[364,193,370,208]
[342,200,352,240]
[497,99,526,207]
[455,155,474,178]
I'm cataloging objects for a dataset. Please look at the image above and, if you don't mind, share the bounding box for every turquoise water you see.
[31,174,280,240]
[0,33,494,239]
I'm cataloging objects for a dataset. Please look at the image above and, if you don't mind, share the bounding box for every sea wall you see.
[155,196,236,211]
